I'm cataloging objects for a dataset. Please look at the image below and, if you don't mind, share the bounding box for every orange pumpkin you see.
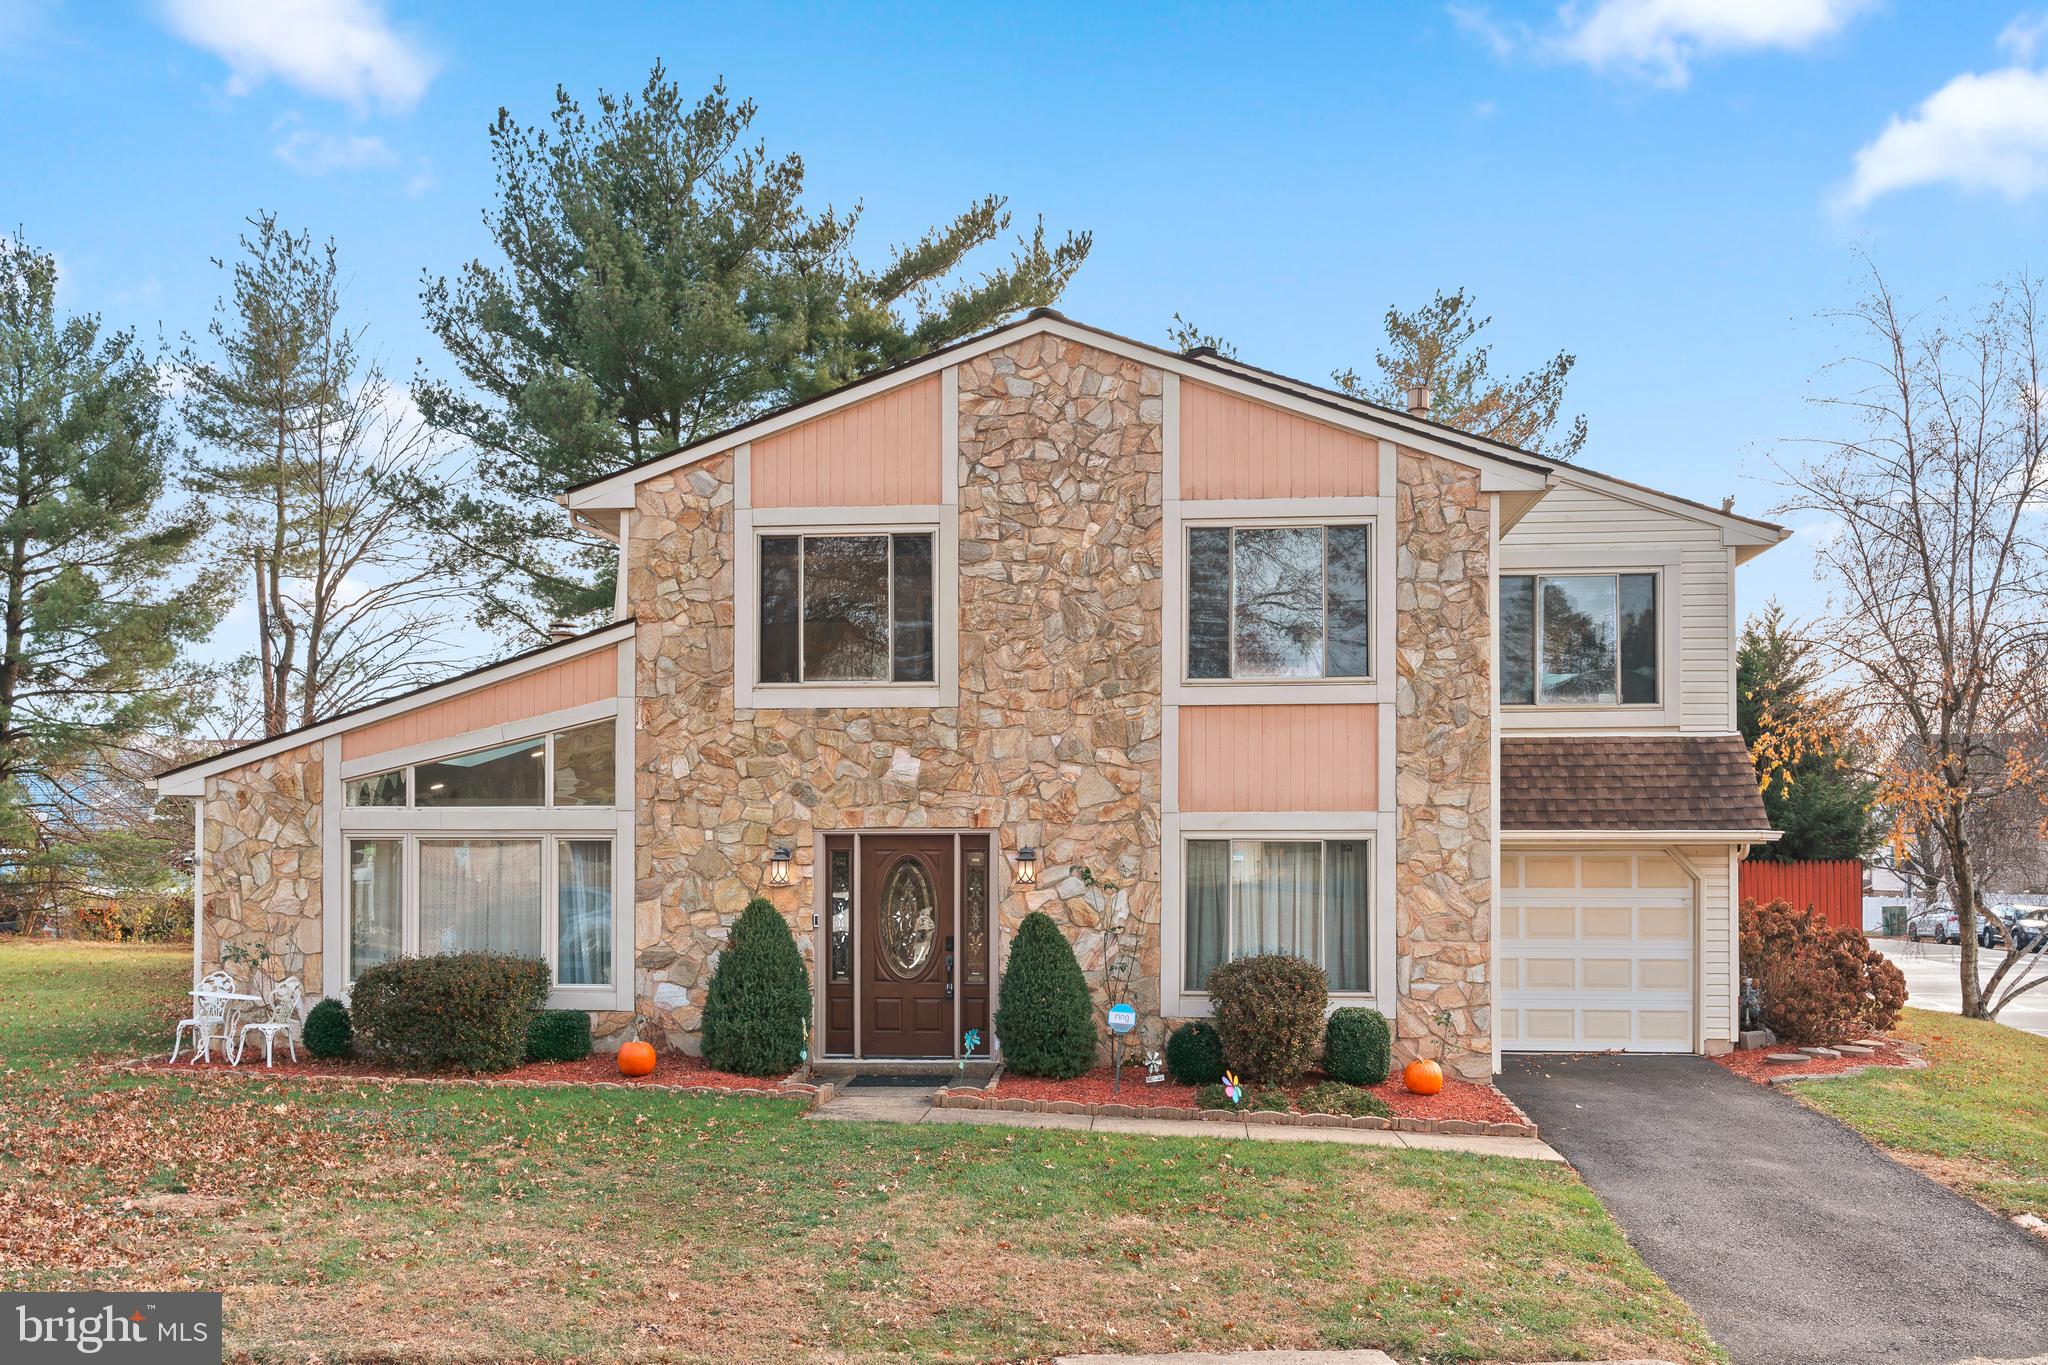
[1402,1058,1444,1096]
[617,1040,657,1078]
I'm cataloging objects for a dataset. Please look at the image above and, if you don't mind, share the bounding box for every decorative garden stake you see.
[1143,1049,1165,1084]
[1222,1070,1243,1108]
[961,1028,981,1070]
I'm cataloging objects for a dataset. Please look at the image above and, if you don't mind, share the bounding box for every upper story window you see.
[1186,524,1370,680]
[759,533,934,685]
[1500,573,1658,706]
[342,720,615,808]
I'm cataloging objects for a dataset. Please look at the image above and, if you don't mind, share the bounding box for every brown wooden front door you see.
[860,834,955,1057]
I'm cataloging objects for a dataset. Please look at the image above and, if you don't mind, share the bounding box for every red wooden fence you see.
[1739,858,1864,930]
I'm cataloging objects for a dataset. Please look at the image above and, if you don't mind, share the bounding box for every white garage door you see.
[1500,850,1695,1053]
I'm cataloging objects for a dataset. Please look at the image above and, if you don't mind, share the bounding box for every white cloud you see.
[1841,63,2048,209]
[274,127,399,175]
[2001,11,2048,62]
[1453,0,1874,88]
[160,0,436,112]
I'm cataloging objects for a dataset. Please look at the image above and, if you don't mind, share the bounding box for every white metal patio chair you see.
[171,970,239,1063]
[232,976,304,1067]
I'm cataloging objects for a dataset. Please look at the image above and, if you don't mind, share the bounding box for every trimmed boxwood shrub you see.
[701,898,813,1076]
[1323,1006,1392,1086]
[993,911,1096,1078]
[526,1008,593,1063]
[1208,953,1327,1084]
[1741,898,1906,1044]
[1164,1020,1225,1085]
[302,997,352,1059]
[351,953,550,1072]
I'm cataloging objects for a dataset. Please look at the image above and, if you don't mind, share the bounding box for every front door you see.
[860,835,955,1057]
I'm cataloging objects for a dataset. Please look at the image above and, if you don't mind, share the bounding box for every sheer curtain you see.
[556,841,612,986]
[1231,842,1322,959]
[1324,840,1370,992]
[418,839,541,958]
[1185,840,1229,989]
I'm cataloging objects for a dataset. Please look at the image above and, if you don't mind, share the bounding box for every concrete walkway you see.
[810,1086,1565,1161]
[1500,1053,2048,1365]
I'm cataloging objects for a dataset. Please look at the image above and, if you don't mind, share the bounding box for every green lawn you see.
[0,940,1720,1363]
[1790,1006,2048,1223]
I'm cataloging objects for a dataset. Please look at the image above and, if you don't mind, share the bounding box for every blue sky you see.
[8,0,2047,654]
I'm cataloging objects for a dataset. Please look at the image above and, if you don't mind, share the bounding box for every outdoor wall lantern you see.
[1014,847,1038,886]
[768,846,793,888]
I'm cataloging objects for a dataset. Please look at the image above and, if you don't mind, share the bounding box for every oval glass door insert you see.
[880,859,938,976]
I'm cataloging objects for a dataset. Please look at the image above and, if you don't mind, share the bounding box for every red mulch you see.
[987,1067,1525,1125]
[1713,1036,1923,1085]
[132,1047,802,1092]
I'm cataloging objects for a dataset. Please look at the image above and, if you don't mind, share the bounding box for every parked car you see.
[1979,905,2045,951]
[1906,905,1958,943]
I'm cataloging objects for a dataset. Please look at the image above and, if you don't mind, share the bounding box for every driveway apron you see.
[1498,1053,2048,1365]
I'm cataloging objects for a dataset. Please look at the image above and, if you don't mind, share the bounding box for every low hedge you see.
[1297,1080,1392,1118]
[351,953,550,1072]
[302,997,353,1059]
[1323,1006,1392,1086]
[526,1009,593,1063]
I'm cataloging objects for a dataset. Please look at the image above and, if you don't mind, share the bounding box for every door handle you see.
[945,950,955,999]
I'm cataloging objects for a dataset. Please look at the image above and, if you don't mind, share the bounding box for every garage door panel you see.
[1501,850,1695,1055]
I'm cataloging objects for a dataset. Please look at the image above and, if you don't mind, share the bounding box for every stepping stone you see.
[1834,1044,1876,1056]
[1798,1046,1840,1058]
[1854,1038,1888,1048]
[1766,1053,1809,1064]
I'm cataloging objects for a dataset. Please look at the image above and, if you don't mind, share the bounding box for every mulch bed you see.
[1713,1036,1926,1086]
[968,1066,1534,1135]
[127,1047,819,1098]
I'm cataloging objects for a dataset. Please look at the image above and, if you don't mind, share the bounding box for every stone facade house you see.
[156,312,1784,1079]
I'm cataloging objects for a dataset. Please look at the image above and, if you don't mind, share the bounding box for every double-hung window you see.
[1499,572,1658,706]
[1186,524,1371,680]
[759,533,934,684]
[1183,837,1372,992]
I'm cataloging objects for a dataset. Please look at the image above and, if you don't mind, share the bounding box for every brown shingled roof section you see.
[1500,734,1770,833]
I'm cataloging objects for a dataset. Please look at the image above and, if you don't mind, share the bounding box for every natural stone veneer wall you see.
[1393,448,1494,1081]
[201,744,323,989]
[630,335,1165,1052]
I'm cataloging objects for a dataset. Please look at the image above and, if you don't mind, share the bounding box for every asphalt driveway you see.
[1498,1053,2048,1365]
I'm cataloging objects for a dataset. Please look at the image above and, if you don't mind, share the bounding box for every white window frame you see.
[1159,812,1393,1018]
[342,830,621,1005]
[734,503,959,709]
[753,529,938,688]
[1166,499,1390,707]
[1497,548,1682,730]
[323,666,635,1011]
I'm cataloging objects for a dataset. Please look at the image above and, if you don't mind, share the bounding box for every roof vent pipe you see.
[1404,383,1431,418]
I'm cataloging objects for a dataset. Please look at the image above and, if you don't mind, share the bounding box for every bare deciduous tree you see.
[1778,263,2048,1019]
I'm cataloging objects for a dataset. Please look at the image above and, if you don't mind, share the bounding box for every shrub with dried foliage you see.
[1740,898,1906,1044]
[1208,954,1328,1084]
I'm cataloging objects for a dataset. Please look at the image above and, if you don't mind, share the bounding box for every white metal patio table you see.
[184,990,260,1063]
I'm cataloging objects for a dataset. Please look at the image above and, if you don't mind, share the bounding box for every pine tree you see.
[415,67,1091,637]
[0,231,218,927]
[1738,605,1881,862]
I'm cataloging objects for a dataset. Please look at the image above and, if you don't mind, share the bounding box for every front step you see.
[810,1057,998,1084]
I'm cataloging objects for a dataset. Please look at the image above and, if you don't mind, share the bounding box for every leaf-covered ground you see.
[0,940,1721,1362]
[1790,1006,2048,1224]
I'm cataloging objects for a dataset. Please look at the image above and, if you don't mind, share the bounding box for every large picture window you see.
[1499,572,1658,706]
[342,833,615,990]
[759,532,935,685]
[1187,524,1370,680]
[1183,837,1371,992]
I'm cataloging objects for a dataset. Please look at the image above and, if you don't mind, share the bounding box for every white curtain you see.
[348,838,402,975]
[1324,840,1370,991]
[557,841,612,986]
[1230,842,1322,960]
[419,839,541,958]
[1185,840,1229,989]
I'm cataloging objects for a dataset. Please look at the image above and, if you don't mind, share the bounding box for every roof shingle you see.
[1500,734,1770,834]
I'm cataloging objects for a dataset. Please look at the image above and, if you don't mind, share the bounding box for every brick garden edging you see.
[929,1081,1539,1139]
[116,1058,837,1111]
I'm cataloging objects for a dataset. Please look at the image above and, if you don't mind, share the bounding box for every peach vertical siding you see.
[1178,704,1378,811]
[750,375,944,507]
[1179,382,1377,500]
[340,648,619,762]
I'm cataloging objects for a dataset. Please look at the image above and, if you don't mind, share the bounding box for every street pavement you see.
[1872,937,2048,1037]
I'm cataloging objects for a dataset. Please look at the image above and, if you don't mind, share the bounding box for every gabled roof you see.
[151,619,633,794]
[557,307,1788,553]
